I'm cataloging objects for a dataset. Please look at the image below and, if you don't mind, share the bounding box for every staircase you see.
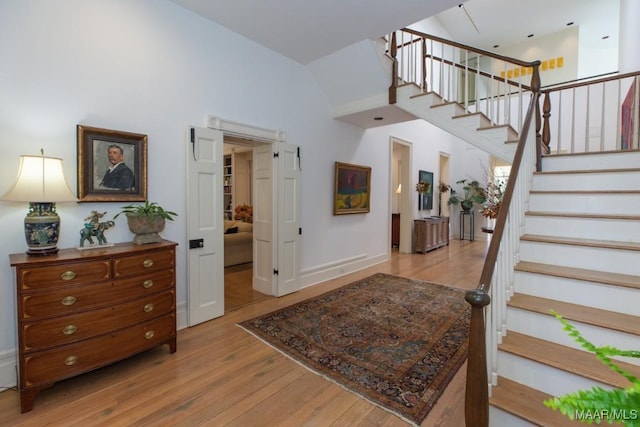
[488,151,640,426]
[395,83,519,163]
[377,28,640,425]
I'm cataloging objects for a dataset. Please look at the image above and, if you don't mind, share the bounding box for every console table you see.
[10,240,177,413]
[414,217,449,253]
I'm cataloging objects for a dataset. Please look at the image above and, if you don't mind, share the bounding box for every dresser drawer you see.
[19,260,110,291]
[115,269,175,298]
[113,248,175,278]
[22,290,175,352]
[21,313,175,388]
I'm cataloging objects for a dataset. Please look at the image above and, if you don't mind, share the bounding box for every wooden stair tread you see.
[515,261,640,290]
[521,234,640,252]
[526,211,640,221]
[508,294,640,336]
[530,189,640,194]
[542,148,640,158]
[534,167,640,175]
[500,332,640,388]
[490,377,583,426]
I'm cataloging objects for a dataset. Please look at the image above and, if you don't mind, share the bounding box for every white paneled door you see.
[186,126,224,326]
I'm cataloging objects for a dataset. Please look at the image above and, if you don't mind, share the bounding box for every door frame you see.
[389,137,413,254]
[207,115,287,296]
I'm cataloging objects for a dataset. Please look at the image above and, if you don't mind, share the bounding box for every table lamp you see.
[1,150,77,256]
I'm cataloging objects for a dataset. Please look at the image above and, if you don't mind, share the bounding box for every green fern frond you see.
[544,311,640,426]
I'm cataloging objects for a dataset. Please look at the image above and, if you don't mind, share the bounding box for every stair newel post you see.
[542,91,551,156]
[530,61,543,171]
[389,31,398,104]
[465,287,491,427]
[421,37,427,91]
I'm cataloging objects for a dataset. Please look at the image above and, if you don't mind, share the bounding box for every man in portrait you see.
[101,144,135,190]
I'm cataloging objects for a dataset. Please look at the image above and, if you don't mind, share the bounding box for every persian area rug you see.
[238,273,470,426]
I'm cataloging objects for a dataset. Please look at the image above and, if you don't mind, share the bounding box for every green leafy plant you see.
[543,310,640,426]
[114,200,178,221]
[447,179,486,211]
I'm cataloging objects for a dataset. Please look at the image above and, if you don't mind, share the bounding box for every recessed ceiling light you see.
[374,117,384,121]
[567,22,574,26]
[493,44,500,48]
[602,35,609,40]
[527,34,534,38]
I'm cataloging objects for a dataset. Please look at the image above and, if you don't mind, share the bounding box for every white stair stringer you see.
[395,85,518,163]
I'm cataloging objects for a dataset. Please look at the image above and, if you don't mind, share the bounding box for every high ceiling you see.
[168,0,619,65]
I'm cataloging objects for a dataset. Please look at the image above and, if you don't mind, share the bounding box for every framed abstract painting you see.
[333,162,371,215]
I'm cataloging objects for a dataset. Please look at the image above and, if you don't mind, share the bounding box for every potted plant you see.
[447,179,486,212]
[114,200,178,245]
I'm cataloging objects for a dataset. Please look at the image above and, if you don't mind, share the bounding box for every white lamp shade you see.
[1,155,77,202]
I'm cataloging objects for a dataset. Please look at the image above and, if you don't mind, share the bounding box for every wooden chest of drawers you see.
[10,240,178,413]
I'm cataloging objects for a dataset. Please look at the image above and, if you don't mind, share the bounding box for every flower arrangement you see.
[480,179,505,219]
[415,181,431,194]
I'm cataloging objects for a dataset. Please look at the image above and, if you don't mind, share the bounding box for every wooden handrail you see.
[465,79,541,427]
[400,28,538,69]
[541,70,640,93]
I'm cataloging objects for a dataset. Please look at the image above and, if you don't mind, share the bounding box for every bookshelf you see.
[224,154,233,220]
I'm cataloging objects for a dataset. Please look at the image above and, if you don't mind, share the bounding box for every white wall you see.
[0,0,392,369]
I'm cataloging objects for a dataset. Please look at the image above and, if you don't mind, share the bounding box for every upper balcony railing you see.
[542,72,640,154]
[386,29,540,137]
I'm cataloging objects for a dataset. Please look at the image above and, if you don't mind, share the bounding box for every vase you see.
[461,201,473,212]
[126,213,166,245]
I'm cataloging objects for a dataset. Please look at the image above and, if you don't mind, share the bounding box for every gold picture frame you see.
[333,161,371,215]
[77,125,147,202]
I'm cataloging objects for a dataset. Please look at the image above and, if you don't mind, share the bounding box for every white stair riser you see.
[532,170,640,191]
[513,271,640,316]
[519,241,640,275]
[497,351,614,397]
[524,215,640,243]
[543,152,640,171]
[489,407,537,427]
[506,308,640,366]
[395,89,516,163]
[452,114,491,132]
[528,192,640,215]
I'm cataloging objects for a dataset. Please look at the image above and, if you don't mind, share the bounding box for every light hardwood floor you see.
[0,238,488,426]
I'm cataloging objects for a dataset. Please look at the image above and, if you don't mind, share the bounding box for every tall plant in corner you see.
[543,311,640,426]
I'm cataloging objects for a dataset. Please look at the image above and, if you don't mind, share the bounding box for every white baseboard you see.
[0,349,16,391]
[299,252,389,289]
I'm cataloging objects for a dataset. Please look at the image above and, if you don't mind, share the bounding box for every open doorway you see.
[390,138,412,254]
[222,137,271,312]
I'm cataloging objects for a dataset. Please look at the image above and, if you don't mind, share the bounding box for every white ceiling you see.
[168,0,619,65]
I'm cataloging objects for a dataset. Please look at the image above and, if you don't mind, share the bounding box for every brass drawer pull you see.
[142,259,154,268]
[62,325,78,335]
[60,271,76,281]
[143,303,154,313]
[144,330,155,340]
[64,355,78,366]
[61,296,77,306]
[142,279,154,289]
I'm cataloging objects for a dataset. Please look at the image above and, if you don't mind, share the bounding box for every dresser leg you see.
[20,386,46,413]
[167,336,177,354]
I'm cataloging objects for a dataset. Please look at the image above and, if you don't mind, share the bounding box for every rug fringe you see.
[235,323,421,427]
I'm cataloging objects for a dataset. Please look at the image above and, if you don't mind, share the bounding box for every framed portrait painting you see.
[77,125,148,202]
[333,161,371,215]
[418,170,434,210]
